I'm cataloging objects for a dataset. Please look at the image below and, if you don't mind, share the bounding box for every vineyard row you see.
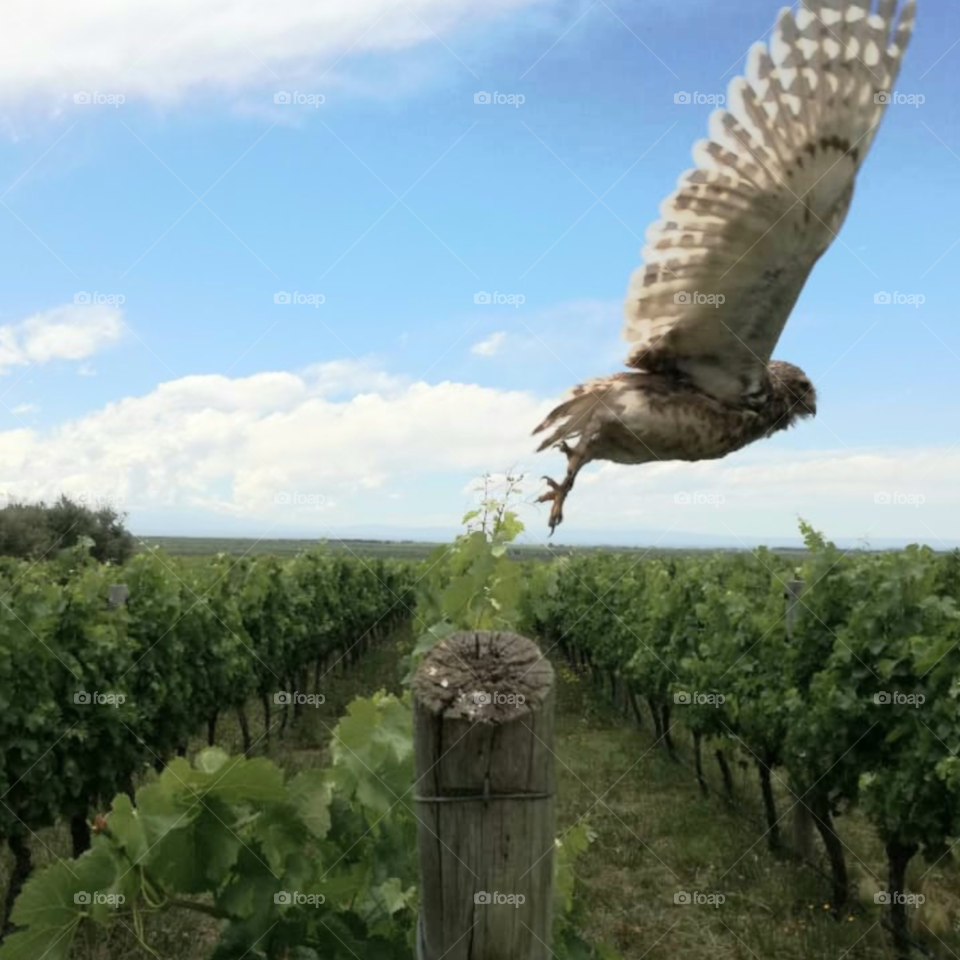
[520,528,960,953]
[0,543,414,923]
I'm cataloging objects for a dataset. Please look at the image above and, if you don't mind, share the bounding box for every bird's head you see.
[769,361,817,422]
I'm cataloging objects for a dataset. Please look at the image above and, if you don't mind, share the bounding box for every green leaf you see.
[0,923,81,960]
[288,770,333,839]
[106,793,149,865]
[251,806,311,875]
[0,842,118,960]
[215,844,283,921]
[197,746,231,773]
[206,757,288,804]
[149,801,244,893]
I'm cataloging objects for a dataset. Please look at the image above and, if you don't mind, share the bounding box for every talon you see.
[538,475,569,531]
[538,447,585,533]
[548,498,565,533]
[539,475,562,494]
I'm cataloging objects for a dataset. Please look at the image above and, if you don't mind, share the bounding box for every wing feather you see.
[622,0,916,402]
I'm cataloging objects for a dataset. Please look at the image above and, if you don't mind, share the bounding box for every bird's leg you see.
[537,441,585,534]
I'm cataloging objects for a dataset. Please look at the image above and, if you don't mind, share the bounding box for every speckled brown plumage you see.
[534,0,916,531]
[534,363,816,530]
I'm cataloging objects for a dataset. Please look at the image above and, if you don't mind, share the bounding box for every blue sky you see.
[1,0,958,547]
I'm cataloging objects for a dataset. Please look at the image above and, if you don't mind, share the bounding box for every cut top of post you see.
[412,630,554,724]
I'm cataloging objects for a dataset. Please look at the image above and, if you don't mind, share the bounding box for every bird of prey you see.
[534,0,916,531]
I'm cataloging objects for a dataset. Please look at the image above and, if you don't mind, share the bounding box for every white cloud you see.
[0,344,944,545]
[0,364,551,524]
[521,447,959,544]
[301,357,408,397]
[1,0,541,105]
[0,303,123,375]
[471,331,507,357]
[0,355,953,542]
[11,404,38,415]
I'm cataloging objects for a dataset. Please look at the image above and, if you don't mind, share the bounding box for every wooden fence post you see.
[412,630,556,960]
[785,579,815,860]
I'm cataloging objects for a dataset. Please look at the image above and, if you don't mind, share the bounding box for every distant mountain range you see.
[133,515,957,552]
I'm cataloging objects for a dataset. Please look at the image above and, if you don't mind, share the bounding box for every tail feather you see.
[533,375,629,452]
[533,396,582,450]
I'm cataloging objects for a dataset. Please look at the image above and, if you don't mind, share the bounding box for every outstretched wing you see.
[622,0,916,403]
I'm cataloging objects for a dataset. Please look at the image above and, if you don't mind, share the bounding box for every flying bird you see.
[534,0,916,531]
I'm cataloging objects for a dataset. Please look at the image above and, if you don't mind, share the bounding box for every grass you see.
[4,627,956,960]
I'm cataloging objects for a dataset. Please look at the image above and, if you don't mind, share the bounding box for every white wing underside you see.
[622,0,916,403]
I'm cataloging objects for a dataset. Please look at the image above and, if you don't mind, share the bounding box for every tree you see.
[0,495,135,565]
